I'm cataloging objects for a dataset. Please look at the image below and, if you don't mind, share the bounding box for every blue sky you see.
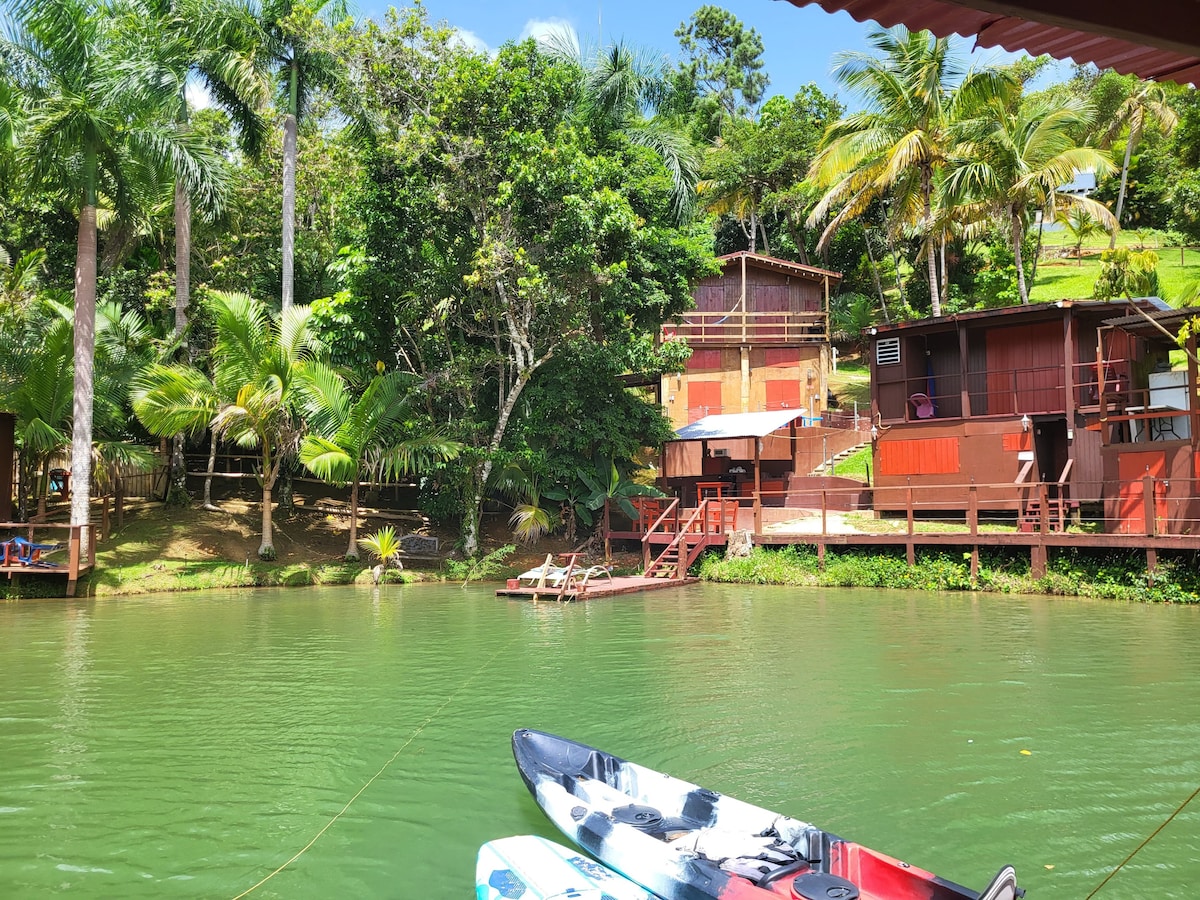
[356,1,1073,106]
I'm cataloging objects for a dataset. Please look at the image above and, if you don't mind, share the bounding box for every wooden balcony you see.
[667,311,827,345]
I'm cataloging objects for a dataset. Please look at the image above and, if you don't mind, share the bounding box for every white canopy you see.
[673,410,807,442]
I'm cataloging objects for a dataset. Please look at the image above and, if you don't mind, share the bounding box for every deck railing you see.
[0,521,97,596]
[667,310,826,345]
[878,360,1137,422]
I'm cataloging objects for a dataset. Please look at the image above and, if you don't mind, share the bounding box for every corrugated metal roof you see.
[1102,303,1200,339]
[782,0,1200,85]
[716,251,842,280]
[674,410,808,441]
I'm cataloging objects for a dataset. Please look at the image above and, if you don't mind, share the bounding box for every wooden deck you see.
[0,523,96,597]
[495,574,700,602]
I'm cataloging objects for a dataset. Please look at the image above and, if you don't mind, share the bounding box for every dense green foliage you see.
[2,2,1199,558]
[697,545,1200,603]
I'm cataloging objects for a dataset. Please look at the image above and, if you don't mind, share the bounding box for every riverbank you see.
[696,544,1200,603]
[0,501,628,599]
[5,500,1196,603]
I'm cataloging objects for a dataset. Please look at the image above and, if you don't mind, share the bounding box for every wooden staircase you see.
[1018,497,1070,533]
[642,499,739,579]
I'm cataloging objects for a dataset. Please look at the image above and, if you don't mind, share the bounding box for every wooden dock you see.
[0,522,95,597]
[495,574,699,602]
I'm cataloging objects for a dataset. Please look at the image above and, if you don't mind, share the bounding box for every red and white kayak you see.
[512,729,1022,900]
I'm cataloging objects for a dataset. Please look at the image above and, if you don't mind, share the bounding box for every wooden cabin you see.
[867,300,1200,532]
[661,252,840,429]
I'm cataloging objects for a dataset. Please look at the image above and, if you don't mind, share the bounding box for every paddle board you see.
[476,834,659,900]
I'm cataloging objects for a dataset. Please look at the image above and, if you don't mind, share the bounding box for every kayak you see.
[512,729,1022,900]
[476,834,659,900]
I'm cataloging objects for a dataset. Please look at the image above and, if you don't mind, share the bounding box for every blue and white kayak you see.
[512,728,1022,900]
[476,834,660,900]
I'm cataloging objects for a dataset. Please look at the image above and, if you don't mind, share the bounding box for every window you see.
[876,337,901,366]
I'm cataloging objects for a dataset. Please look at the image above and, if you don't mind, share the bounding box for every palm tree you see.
[134,291,318,558]
[1059,206,1109,265]
[297,362,461,559]
[1101,81,1177,247]
[546,34,700,224]
[947,93,1115,304]
[261,0,347,311]
[6,0,224,536]
[111,0,268,501]
[807,27,1013,317]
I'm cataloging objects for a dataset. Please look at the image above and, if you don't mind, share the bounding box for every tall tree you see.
[702,87,841,258]
[947,93,1115,304]
[114,0,268,499]
[807,27,1012,317]
[261,0,346,311]
[546,36,700,224]
[6,0,223,535]
[675,5,769,121]
[134,292,318,558]
[348,28,712,555]
[1100,80,1178,247]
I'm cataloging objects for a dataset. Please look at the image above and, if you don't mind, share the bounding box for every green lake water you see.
[2,583,1198,898]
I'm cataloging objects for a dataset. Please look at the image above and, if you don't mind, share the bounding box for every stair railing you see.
[641,497,681,571]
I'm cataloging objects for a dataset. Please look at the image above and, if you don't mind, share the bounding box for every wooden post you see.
[1188,333,1198,451]
[1031,542,1046,579]
[968,484,978,537]
[817,542,825,571]
[1038,482,1050,534]
[1146,547,1158,586]
[958,321,971,417]
[906,482,914,535]
[821,489,827,536]
[101,496,110,542]
[753,492,762,537]
[67,525,81,597]
[970,546,979,584]
[603,499,611,562]
[1063,306,1075,422]
[1144,474,1157,536]
[906,541,915,567]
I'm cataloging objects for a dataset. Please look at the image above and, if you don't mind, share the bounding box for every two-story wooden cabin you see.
[662,252,840,429]
[656,252,857,506]
[868,299,1200,532]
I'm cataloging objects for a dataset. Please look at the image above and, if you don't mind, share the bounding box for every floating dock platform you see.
[495,574,699,602]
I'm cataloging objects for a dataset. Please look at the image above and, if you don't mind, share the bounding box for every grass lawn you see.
[829,354,870,409]
[1030,231,1200,303]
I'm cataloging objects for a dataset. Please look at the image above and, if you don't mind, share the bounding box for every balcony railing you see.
[667,310,826,345]
[878,361,1136,423]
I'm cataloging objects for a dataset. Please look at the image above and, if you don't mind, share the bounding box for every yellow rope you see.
[1084,781,1200,899]
[230,633,516,899]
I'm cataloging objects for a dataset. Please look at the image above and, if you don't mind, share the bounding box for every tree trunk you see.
[175,178,191,340]
[923,186,941,317]
[345,476,361,560]
[258,483,274,559]
[281,111,298,311]
[939,237,948,301]
[1111,137,1134,249]
[463,367,541,557]
[1012,208,1030,305]
[864,234,890,323]
[70,202,98,536]
[202,429,219,510]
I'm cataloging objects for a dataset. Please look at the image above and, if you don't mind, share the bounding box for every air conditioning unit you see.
[712,448,730,457]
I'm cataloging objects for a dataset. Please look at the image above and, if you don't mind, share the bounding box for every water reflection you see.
[0,586,1197,898]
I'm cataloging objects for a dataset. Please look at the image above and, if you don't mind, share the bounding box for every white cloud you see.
[450,27,490,55]
[519,17,577,52]
[185,80,212,111]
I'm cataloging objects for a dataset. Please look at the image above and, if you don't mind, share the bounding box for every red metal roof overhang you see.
[781,0,1200,85]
